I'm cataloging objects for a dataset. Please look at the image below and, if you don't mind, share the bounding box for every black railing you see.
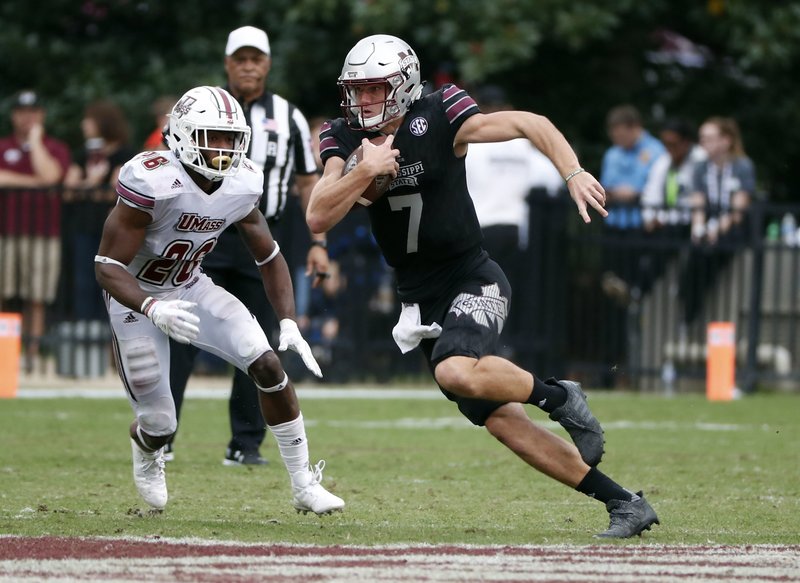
[520,189,800,393]
[2,186,799,391]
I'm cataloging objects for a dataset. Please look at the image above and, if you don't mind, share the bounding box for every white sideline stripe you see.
[300,418,764,432]
[16,387,442,400]
[306,417,474,429]
[11,386,766,432]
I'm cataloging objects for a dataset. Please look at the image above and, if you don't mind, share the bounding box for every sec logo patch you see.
[409,117,428,136]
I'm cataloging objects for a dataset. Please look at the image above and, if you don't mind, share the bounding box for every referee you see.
[167,26,329,465]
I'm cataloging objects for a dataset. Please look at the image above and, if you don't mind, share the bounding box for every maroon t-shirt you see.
[0,135,71,237]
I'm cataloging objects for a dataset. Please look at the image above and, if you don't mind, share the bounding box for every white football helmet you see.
[165,86,251,181]
[338,34,423,130]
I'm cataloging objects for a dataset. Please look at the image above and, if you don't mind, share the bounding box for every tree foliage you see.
[1,0,797,199]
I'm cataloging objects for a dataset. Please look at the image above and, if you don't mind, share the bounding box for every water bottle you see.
[781,213,797,247]
[661,360,676,396]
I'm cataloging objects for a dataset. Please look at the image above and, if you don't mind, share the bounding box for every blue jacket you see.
[601,131,666,229]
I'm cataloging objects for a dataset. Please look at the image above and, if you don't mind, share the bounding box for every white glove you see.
[141,297,200,344]
[278,318,322,378]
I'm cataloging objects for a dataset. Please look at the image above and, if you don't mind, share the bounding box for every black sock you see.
[576,467,634,504]
[526,375,567,413]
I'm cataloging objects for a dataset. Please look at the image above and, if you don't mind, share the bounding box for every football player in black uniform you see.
[307,34,659,538]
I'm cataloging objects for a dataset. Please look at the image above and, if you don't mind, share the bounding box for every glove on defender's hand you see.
[278,318,322,378]
[141,297,200,344]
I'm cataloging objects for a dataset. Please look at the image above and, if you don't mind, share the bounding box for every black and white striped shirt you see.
[201,88,318,275]
[240,88,318,221]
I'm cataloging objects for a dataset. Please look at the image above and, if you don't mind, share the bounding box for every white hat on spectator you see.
[225,26,270,56]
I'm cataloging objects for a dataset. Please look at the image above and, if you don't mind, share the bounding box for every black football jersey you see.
[320,84,484,301]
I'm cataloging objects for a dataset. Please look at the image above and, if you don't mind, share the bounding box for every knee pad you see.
[138,399,177,436]
[121,336,161,391]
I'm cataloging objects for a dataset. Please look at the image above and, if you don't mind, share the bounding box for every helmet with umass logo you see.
[166,86,251,181]
[338,35,423,131]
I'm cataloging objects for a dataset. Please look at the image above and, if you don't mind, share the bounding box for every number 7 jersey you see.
[114,149,264,295]
[320,83,484,301]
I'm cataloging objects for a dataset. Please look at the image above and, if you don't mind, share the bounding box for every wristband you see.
[564,168,585,183]
[140,296,158,317]
[309,240,327,250]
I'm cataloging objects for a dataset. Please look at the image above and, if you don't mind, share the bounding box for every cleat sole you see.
[294,507,344,516]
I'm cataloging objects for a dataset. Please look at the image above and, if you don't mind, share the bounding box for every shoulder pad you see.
[117,151,186,205]
[224,158,264,195]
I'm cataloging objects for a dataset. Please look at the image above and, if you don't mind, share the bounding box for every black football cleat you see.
[547,378,605,466]
[596,491,660,538]
[223,448,269,466]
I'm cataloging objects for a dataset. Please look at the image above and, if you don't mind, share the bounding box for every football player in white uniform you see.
[95,86,344,515]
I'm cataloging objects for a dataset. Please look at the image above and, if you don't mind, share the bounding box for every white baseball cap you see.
[225,26,271,56]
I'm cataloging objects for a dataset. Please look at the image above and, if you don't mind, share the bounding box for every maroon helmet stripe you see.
[214,87,235,121]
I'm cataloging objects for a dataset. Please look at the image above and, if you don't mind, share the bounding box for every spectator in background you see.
[465,85,562,358]
[600,105,666,297]
[679,116,756,327]
[598,105,664,387]
[636,118,707,297]
[642,118,706,234]
[0,90,71,373]
[601,105,665,230]
[142,95,176,151]
[63,99,136,322]
[688,117,755,245]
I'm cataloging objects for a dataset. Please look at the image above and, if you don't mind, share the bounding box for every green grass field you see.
[1,388,798,546]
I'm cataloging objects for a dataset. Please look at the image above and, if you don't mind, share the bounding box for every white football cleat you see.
[130,438,168,510]
[292,460,345,515]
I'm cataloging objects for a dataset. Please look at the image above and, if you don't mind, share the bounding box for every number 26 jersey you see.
[114,149,264,295]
